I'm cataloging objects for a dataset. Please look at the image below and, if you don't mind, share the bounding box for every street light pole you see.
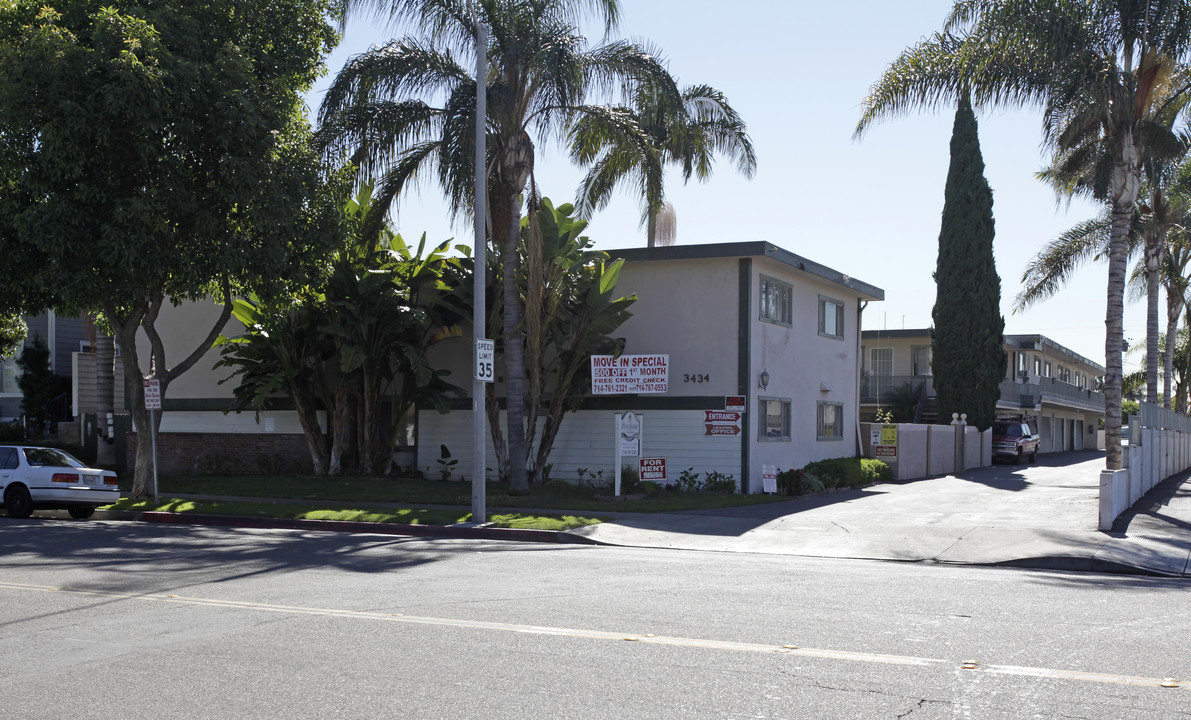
[471,2,488,524]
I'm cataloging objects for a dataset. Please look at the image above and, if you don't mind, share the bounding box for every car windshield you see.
[995,424,1022,438]
[22,447,84,468]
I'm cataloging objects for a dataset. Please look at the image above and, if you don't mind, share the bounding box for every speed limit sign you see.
[475,338,495,383]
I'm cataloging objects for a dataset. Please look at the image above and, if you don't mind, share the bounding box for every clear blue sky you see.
[306,0,1142,374]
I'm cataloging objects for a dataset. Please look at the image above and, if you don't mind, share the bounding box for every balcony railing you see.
[998,377,1104,411]
[861,375,932,403]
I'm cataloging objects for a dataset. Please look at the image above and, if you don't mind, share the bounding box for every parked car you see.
[992,418,1040,464]
[0,446,119,519]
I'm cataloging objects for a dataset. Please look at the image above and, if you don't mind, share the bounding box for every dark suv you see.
[992,418,1040,464]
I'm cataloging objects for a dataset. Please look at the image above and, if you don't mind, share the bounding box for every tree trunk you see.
[1145,230,1160,405]
[1164,291,1179,410]
[329,381,348,476]
[500,189,528,493]
[1105,136,1141,470]
[95,334,116,467]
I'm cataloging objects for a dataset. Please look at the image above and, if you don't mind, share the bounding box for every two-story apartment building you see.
[860,328,1104,453]
[418,241,884,493]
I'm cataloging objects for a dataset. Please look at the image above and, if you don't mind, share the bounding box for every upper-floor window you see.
[1034,357,1041,376]
[760,276,792,326]
[0,357,18,395]
[912,346,931,376]
[818,296,844,339]
[1044,362,1052,378]
[870,347,893,377]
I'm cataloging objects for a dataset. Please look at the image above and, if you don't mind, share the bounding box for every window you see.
[760,277,792,326]
[911,346,931,376]
[759,397,790,440]
[1034,357,1041,376]
[818,296,844,339]
[870,347,892,377]
[817,402,843,440]
[1044,362,1052,378]
[0,357,18,395]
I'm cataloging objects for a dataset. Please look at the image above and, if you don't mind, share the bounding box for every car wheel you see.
[68,506,95,520]
[4,485,33,519]
[1013,449,1021,465]
[1030,449,1038,463]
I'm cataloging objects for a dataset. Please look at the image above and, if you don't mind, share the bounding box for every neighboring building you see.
[67,243,884,487]
[419,241,884,493]
[0,311,89,423]
[860,328,1104,453]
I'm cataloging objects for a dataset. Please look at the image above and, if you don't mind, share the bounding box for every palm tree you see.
[318,0,681,492]
[570,80,757,247]
[855,0,1191,469]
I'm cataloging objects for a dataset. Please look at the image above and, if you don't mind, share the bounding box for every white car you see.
[0,446,120,519]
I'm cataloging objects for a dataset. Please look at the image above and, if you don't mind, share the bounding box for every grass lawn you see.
[146,474,793,513]
[104,497,601,531]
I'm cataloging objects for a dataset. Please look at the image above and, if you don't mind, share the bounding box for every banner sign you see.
[591,354,669,394]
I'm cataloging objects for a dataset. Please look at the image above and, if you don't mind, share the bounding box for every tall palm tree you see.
[318,0,680,492]
[569,80,757,247]
[855,0,1191,469]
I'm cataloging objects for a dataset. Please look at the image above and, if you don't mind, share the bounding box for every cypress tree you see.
[931,95,1007,431]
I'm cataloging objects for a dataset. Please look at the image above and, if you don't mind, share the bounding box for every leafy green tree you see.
[0,314,26,358]
[520,198,635,484]
[570,81,756,247]
[855,0,1191,469]
[318,0,682,493]
[218,186,466,476]
[16,336,64,438]
[931,95,1005,431]
[0,0,342,496]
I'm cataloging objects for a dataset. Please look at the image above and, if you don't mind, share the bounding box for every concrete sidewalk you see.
[566,451,1191,577]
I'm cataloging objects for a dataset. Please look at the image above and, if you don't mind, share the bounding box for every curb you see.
[134,511,601,545]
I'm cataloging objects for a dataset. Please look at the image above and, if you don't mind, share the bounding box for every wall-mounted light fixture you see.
[759,369,770,390]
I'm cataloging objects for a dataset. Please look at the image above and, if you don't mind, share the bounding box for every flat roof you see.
[607,241,884,301]
[860,328,1106,373]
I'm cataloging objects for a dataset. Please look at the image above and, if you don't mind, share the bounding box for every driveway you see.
[569,451,1150,570]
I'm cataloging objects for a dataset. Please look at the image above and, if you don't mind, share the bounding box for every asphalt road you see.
[1,519,1188,719]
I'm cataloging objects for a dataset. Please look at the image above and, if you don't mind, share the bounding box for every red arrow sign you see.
[705,411,742,423]
[705,423,742,436]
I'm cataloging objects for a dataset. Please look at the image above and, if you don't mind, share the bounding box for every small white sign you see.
[762,464,778,493]
[475,338,495,383]
[143,379,162,410]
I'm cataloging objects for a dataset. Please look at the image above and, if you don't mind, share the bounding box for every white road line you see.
[2,581,1184,690]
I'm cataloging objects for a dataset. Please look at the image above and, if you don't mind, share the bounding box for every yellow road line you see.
[1,581,1183,690]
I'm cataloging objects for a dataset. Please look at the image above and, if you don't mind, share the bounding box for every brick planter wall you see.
[127,432,313,476]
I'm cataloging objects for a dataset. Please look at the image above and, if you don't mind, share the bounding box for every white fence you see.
[860,422,991,481]
[1099,402,1191,530]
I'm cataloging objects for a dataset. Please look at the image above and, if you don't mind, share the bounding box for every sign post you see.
[615,411,641,496]
[143,379,162,504]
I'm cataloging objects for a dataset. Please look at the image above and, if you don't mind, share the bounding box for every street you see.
[1,519,1188,718]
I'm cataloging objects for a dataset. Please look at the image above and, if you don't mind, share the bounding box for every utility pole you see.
[470,2,489,524]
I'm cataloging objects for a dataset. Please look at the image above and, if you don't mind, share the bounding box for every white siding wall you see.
[418,408,742,486]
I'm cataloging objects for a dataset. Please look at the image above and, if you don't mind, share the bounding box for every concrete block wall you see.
[1100,403,1191,530]
[128,432,312,476]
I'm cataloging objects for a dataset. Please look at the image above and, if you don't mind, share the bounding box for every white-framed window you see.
[1034,357,1041,376]
[1044,362,1052,378]
[818,296,844,339]
[870,347,893,377]
[911,346,931,376]
[759,397,790,441]
[0,357,19,395]
[817,402,844,440]
[760,276,792,326]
